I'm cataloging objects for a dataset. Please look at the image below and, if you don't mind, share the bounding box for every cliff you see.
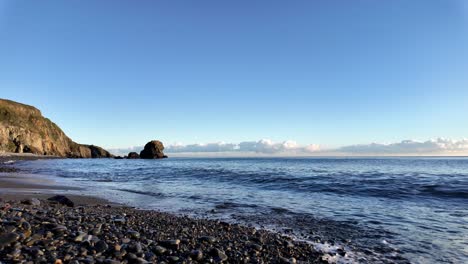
[0,98,112,158]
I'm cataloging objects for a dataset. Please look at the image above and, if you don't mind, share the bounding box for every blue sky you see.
[1,0,467,154]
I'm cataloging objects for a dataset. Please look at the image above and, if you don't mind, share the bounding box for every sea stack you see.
[140,140,167,159]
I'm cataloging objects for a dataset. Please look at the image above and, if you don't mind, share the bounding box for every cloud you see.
[167,139,320,155]
[168,142,238,153]
[337,138,468,155]
[108,138,468,157]
[108,139,320,156]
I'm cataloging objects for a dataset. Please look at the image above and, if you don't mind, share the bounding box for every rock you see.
[52,225,68,234]
[22,221,31,230]
[160,239,180,249]
[199,236,217,243]
[74,231,87,242]
[88,145,113,158]
[153,245,167,255]
[129,242,143,253]
[210,248,228,262]
[127,230,140,239]
[114,156,124,159]
[95,240,108,253]
[48,195,74,207]
[0,232,19,246]
[284,240,294,248]
[104,260,120,264]
[0,98,112,158]
[279,257,297,264]
[135,258,149,264]
[139,140,167,159]
[21,198,41,206]
[127,152,140,159]
[168,256,180,263]
[250,243,262,251]
[113,217,126,224]
[190,249,203,260]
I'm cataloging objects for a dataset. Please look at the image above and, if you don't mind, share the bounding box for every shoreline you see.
[0,158,327,263]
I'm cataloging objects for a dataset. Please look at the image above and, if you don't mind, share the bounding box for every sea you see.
[9,157,468,264]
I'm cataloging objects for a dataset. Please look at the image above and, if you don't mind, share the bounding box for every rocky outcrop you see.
[139,140,167,159]
[0,98,112,158]
[127,152,140,159]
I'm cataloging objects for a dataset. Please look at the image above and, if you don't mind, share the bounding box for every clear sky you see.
[1,0,467,153]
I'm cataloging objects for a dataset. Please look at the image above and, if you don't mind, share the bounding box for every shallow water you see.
[14,157,468,263]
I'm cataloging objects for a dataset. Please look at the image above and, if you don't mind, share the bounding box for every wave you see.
[115,188,166,198]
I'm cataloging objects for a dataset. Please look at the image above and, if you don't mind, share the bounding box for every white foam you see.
[313,242,358,264]
[3,160,15,164]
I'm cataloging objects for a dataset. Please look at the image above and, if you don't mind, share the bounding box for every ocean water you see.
[12,157,468,264]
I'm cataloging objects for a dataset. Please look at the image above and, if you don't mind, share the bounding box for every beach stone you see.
[210,248,228,262]
[199,235,217,243]
[161,239,180,249]
[95,240,108,253]
[113,217,126,224]
[127,230,140,239]
[48,195,75,207]
[250,243,262,251]
[284,240,294,248]
[279,257,297,264]
[168,256,180,263]
[74,231,87,242]
[190,249,203,260]
[104,260,120,264]
[21,221,31,230]
[153,245,167,255]
[135,258,149,264]
[0,232,19,246]
[129,242,143,253]
[22,198,41,206]
[52,225,68,235]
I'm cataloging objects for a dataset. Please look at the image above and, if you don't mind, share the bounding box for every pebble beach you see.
[0,156,326,264]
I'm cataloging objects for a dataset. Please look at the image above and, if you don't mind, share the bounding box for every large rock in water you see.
[127,152,140,159]
[140,140,167,159]
[0,98,112,158]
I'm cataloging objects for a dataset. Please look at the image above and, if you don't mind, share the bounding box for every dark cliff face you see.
[0,98,112,158]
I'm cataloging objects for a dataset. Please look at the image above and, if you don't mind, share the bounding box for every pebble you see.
[190,249,203,260]
[127,230,140,239]
[21,198,41,206]
[210,248,228,262]
[0,198,326,263]
[153,245,167,255]
[161,239,180,249]
[0,232,19,246]
[74,231,87,242]
[95,240,108,252]
[199,235,217,243]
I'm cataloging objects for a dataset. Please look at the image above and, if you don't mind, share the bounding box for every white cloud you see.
[108,138,468,157]
[168,139,320,155]
[108,139,321,156]
[337,138,468,155]
[168,142,238,153]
